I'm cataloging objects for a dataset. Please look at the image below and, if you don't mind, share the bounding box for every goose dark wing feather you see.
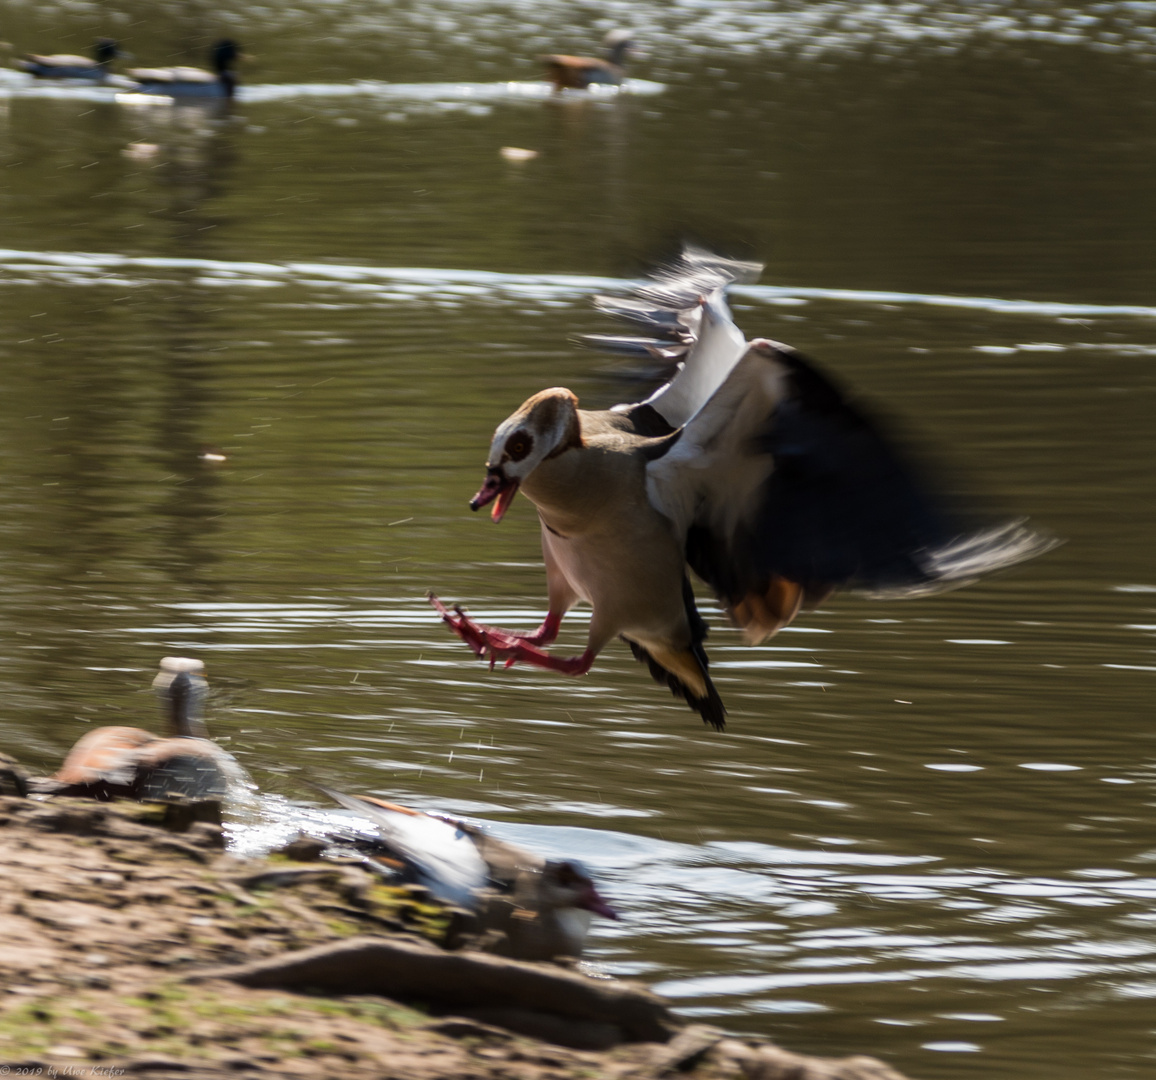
[685,343,958,598]
[733,347,1057,597]
[650,341,1056,640]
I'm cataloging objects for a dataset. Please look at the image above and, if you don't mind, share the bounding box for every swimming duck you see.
[16,38,121,81]
[322,788,618,961]
[540,29,634,91]
[126,39,241,100]
[46,657,244,801]
[431,247,1055,729]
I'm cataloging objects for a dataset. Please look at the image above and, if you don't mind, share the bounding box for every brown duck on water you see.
[540,30,635,91]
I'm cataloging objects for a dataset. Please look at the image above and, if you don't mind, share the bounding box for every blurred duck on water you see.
[126,39,242,100]
[321,788,618,962]
[16,38,122,81]
[37,657,245,802]
[432,247,1057,730]
[540,29,635,91]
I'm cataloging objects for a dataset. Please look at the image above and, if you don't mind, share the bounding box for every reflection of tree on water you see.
[120,101,239,245]
[143,274,227,591]
[474,89,639,270]
[122,107,240,590]
[35,103,241,588]
[0,98,245,758]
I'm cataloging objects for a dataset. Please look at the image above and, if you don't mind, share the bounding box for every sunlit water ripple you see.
[0,70,665,112]
[12,0,1154,62]
[4,247,1156,321]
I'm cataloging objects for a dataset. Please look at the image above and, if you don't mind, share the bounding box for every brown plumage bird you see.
[322,789,618,961]
[431,248,1054,730]
[46,657,244,801]
[540,29,634,91]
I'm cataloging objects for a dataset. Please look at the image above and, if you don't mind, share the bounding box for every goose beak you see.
[579,882,619,920]
[470,470,519,522]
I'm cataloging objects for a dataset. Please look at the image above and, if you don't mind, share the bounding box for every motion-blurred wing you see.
[587,246,762,431]
[646,339,1056,642]
[322,788,487,909]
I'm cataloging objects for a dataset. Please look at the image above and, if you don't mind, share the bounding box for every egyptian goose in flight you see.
[16,38,121,81]
[430,248,1054,730]
[540,30,635,91]
[126,39,242,100]
[44,657,245,801]
[322,789,618,962]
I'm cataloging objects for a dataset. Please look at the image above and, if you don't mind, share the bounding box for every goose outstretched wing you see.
[589,251,1057,642]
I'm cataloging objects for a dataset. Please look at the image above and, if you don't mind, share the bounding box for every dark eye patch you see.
[505,432,534,462]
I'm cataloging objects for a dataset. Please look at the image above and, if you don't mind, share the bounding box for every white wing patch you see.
[324,789,488,909]
[588,246,762,429]
[640,290,749,429]
[646,346,787,538]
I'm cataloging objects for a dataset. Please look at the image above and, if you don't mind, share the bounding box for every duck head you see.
[211,39,241,73]
[470,387,582,523]
[94,39,120,66]
[602,29,635,66]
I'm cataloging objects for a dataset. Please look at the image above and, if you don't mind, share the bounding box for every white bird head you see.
[470,387,581,522]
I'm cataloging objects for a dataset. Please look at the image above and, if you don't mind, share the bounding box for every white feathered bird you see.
[431,248,1055,729]
[321,788,617,960]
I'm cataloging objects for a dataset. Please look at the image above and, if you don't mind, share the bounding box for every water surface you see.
[2,3,1156,1078]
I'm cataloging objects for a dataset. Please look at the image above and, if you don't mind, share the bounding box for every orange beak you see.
[470,471,520,523]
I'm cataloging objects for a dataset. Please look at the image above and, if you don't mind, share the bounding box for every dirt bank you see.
[0,788,913,1080]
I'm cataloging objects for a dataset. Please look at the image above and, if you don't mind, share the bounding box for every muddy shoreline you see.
[0,787,911,1080]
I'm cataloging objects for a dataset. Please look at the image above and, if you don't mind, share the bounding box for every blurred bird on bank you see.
[321,788,618,961]
[39,657,247,802]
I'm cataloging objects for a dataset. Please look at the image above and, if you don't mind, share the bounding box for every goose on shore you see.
[44,657,244,802]
[540,30,634,91]
[431,247,1056,729]
[322,788,618,962]
[126,39,241,100]
[16,38,121,81]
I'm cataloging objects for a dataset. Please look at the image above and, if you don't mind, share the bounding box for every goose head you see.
[152,656,209,739]
[470,387,581,523]
[540,859,619,920]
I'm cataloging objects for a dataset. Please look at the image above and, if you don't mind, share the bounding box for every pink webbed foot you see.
[428,594,591,676]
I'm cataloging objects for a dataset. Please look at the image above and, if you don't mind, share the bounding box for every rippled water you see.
[2,2,1156,1077]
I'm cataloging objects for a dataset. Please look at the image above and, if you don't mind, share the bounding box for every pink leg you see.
[428,594,590,675]
[524,610,563,646]
[429,593,561,651]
